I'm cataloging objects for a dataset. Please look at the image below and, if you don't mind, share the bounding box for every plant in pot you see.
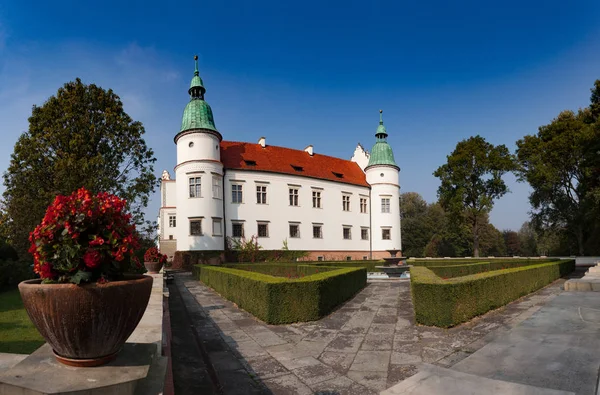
[21,187,153,367]
[143,247,167,274]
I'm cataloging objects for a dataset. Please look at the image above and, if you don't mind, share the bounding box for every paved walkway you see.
[173,273,566,394]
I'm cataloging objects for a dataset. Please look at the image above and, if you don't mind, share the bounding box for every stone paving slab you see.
[175,273,567,394]
[381,363,575,395]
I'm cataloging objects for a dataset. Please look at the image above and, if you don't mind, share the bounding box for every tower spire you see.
[375,109,388,140]
[188,55,206,99]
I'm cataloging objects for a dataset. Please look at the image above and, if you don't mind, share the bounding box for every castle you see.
[158,57,401,262]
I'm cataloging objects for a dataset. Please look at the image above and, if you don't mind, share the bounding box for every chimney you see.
[304,145,314,156]
[258,137,266,148]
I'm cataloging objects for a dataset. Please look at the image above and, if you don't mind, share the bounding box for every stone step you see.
[564,279,600,292]
[380,364,575,395]
[587,266,600,273]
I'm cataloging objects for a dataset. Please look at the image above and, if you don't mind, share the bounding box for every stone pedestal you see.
[0,343,160,395]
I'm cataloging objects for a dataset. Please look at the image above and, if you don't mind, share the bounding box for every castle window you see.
[232,184,243,203]
[289,223,300,238]
[256,185,267,204]
[189,141,194,147]
[189,177,201,198]
[258,222,269,238]
[343,226,352,240]
[317,256,324,261]
[212,176,222,199]
[190,219,203,236]
[232,222,244,238]
[342,195,350,211]
[361,228,369,240]
[213,218,222,236]
[346,256,352,261]
[289,188,299,206]
[169,235,173,240]
[312,191,321,208]
[169,215,176,228]
[333,172,344,178]
[360,197,368,213]
[381,197,391,213]
[292,165,303,172]
[313,225,322,239]
[244,160,257,166]
[382,228,391,240]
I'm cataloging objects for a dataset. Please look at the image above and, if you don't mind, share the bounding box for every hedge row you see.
[409,258,558,267]
[309,260,384,272]
[427,260,550,279]
[411,259,575,328]
[193,264,366,324]
[225,263,337,277]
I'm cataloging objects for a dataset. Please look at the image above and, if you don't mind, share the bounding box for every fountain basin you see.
[375,265,412,277]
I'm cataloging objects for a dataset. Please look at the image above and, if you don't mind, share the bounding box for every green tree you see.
[400,192,430,257]
[516,82,600,255]
[3,79,157,257]
[479,222,507,257]
[502,230,522,256]
[518,221,538,256]
[434,136,515,257]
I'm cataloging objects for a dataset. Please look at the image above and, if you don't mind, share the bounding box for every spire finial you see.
[194,55,199,76]
[379,109,383,125]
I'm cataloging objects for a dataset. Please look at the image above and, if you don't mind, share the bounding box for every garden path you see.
[172,272,566,394]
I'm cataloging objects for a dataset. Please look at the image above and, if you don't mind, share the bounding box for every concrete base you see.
[381,364,574,395]
[564,263,600,291]
[0,354,27,371]
[0,343,158,395]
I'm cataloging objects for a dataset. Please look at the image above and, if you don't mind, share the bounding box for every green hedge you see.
[411,259,575,328]
[409,258,558,267]
[427,260,549,279]
[192,264,366,324]
[224,263,337,277]
[309,260,384,272]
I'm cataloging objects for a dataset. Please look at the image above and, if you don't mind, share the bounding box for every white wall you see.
[224,170,372,251]
[174,131,225,251]
[366,165,402,251]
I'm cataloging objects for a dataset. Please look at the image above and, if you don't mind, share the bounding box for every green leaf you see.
[70,270,93,285]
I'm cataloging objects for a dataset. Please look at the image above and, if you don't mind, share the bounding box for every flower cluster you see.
[143,247,167,264]
[29,188,141,284]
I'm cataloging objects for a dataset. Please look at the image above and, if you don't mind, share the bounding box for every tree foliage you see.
[2,78,157,257]
[516,80,600,255]
[434,135,515,257]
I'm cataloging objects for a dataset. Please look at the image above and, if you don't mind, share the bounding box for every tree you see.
[503,230,522,256]
[400,192,430,257]
[434,136,515,257]
[516,81,600,255]
[3,79,157,257]
[518,221,538,257]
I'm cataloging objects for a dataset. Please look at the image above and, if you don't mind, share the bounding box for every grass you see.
[0,288,45,354]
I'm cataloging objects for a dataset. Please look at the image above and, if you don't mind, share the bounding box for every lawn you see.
[0,288,45,354]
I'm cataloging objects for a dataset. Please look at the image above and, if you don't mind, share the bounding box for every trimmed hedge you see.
[309,260,384,272]
[427,260,549,279]
[193,264,366,324]
[225,263,337,277]
[173,250,224,270]
[409,258,559,268]
[411,259,575,328]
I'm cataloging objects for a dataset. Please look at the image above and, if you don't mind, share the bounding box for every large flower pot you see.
[18,275,153,367]
[144,261,163,274]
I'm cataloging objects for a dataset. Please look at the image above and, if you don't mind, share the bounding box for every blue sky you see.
[1,0,599,231]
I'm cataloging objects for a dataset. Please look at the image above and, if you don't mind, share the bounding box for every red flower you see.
[83,249,102,269]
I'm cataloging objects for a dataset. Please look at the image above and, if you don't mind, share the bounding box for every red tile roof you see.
[220,141,369,187]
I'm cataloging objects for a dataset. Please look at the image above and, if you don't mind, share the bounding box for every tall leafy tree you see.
[516,81,600,255]
[502,230,522,256]
[3,78,157,256]
[400,192,430,257]
[434,135,515,257]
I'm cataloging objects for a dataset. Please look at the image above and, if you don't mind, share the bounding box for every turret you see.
[365,110,402,253]
[173,56,225,252]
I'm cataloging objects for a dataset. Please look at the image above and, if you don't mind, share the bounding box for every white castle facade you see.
[158,58,401,261]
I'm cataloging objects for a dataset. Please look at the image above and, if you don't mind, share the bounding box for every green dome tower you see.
[366,110,399,170]
[175,55,221,142]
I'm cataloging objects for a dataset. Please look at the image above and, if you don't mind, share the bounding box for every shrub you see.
[427,260,547,278]
[409,258,558,268]
[225,263,336,278]
[411,259,575,328]
[0,258,33,290]
[193,264,366,324]
[172,250,224,270]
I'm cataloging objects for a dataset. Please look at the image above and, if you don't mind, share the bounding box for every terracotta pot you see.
[144,261,164,274]
[18,275,153,367]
